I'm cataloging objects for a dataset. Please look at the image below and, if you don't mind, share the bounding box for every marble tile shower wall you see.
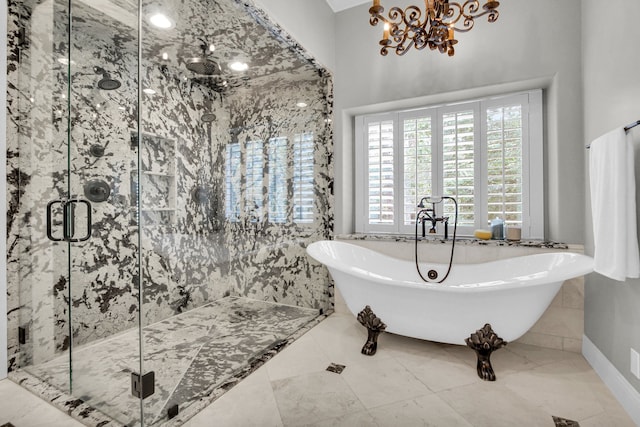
[6,0,334,372]
[225,73,334,309]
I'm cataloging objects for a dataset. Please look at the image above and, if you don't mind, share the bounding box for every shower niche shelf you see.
[130,131,177,226]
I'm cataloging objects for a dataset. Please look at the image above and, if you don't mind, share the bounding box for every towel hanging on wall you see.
[589,127,640,281]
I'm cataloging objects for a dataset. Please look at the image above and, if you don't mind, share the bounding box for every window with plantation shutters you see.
[440,107,479,232]
[268,137,287,224]
[225,132,317,226]
[225,142,241,222]
[245,140,263,221]
[355,90,543,238]
[402,115,433,226]
[485,104,524,228]
[293,132,315,224]
[367,119,395,226]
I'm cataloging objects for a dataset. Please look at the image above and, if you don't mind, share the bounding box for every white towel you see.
[589,127,640,281]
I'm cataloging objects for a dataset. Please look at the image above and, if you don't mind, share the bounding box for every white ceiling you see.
[324,0,371,12]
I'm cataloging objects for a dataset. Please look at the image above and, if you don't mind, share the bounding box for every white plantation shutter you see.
[363,117,396,232]
[355,89,543,238]
[293,132,314,224]
[401,114,434,229]
[245,140,263,221]
[225,142,241,221]
[482,92,542,238]
[268,137,287,224]
[485,104,523,227]
[439,106,480,233]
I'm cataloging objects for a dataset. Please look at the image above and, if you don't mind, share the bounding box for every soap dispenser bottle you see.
[490,217,505,240]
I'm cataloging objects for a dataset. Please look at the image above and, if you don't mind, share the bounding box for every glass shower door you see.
[14,0,72,394]
[13,0,144,425]
[66,0,143,425]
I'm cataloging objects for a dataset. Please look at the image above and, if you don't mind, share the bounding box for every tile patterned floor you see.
[12,297,320,426]
[1,312,637,426]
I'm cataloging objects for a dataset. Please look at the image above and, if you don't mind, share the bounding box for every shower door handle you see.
[64,199,92,242]
[46,199,64,242]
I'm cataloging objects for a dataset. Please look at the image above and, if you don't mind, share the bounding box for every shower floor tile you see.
[23,296,320,426]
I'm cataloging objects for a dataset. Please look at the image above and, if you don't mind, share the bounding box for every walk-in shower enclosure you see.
[6,0,333,424]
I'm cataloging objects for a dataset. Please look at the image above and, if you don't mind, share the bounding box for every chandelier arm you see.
[402,5,423,27]
[463,0,481,14]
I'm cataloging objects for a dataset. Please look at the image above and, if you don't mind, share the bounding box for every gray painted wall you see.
[582,0,640,394]
[333,0,585,244]
[253,0,336,72]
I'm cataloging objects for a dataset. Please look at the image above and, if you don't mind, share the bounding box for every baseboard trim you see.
[582,335,640,425]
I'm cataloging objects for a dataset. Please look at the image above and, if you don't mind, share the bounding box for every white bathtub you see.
[307,240,594,345]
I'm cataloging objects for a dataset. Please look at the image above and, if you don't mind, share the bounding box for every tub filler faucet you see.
[417,197,450,239]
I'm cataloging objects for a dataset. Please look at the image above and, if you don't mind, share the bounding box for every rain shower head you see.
[201,112,216,123]
[97,73,121,90]
[93,66,121,90]
[185,40,222,76]
[185,56,222,76]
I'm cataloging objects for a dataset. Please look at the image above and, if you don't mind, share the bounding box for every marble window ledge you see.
[334,233,578,250]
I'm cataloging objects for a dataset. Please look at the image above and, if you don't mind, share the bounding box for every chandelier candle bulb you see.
[373,0,380,7]
[383,22,390,40]
[448,26,454,39]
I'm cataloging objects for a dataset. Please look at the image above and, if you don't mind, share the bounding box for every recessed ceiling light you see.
[118,106,126,110]
[229,61,248,72]
[161,52,169,60]
[149,13,173,29]
[209,44,215,52]
[296,102,308,108]
[143,88,156,95]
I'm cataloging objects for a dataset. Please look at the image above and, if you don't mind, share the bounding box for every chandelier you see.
[369,0,500,56]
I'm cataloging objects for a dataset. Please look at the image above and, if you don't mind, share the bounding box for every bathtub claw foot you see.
[357,305,387,356]
[465,323,507,381]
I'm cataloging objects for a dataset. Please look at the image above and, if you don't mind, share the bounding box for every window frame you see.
[355,89,544,238]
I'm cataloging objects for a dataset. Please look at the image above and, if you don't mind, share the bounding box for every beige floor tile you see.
[579,410,637,427]
[184,366,283,427]
[272,371,365,426]
[395,346,482,392]
[438,382,554,427]
[301,410,379,427]
[377,331,444,358]
[368,393,473,427]
[439,342,540,379]
[339,354,432,408]
[0,379,84,427]
[308,313,392,365]
[266,331,332,382]
[501,360,606,421]
[507,341,584,366]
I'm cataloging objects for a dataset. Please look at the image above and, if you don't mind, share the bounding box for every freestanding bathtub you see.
[307,240,594,346]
